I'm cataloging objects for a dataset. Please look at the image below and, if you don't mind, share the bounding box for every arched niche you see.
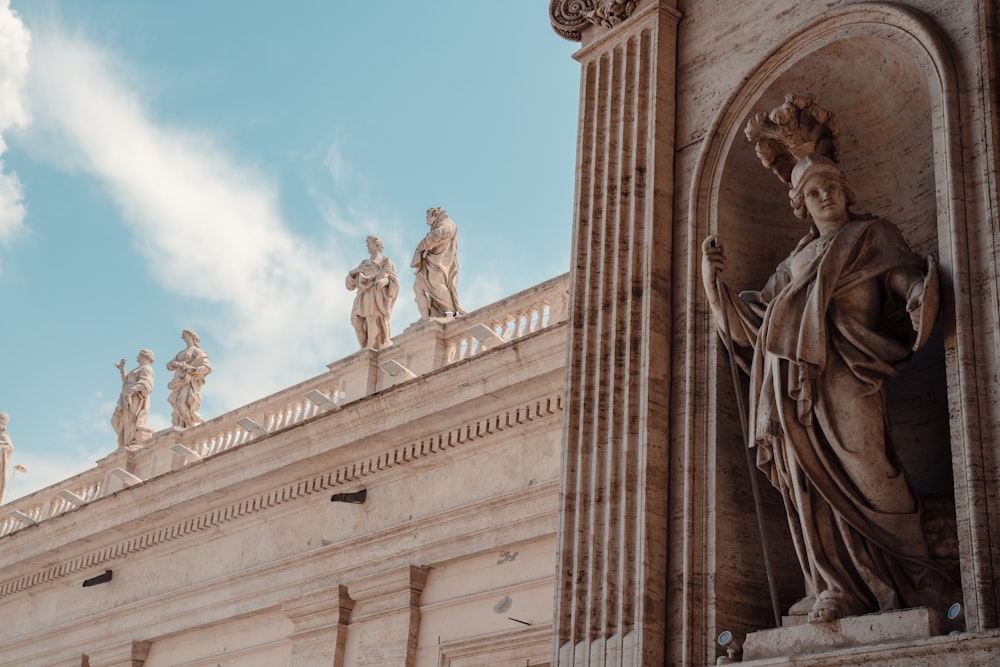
[687,2,967,647]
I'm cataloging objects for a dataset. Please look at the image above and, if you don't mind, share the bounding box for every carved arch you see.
[684,2,992,650]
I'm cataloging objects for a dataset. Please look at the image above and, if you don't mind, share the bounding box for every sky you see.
[0,1,580,503]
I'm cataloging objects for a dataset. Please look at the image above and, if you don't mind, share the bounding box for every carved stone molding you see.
[549,0,638,41]
[283,585,355,667]
[84,640,151,667]
[0,392,563,601]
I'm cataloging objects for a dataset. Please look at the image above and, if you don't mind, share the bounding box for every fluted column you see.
[50,658,86,667]
[550,1,679,665]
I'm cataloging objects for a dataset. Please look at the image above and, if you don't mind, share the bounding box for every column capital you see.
[84,640,151,667]
[283,585,355,667]
[282,584,355,633]
[549,0,638,41]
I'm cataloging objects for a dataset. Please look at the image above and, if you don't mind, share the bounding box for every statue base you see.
[742,607,949,661]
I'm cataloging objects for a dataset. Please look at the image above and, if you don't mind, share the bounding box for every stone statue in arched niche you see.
[701,93,959,623]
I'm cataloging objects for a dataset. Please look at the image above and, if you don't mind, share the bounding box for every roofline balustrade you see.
[0,274,569,538]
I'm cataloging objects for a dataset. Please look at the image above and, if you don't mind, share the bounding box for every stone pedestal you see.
[283,585,356,667]
[742,608,947,662]
[549,1,679,665]
[98,448,141,496]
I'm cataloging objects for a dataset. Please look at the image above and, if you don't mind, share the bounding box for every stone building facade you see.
[0,278,567,666]
[551,0,1000,664]
[4,1,1000,665]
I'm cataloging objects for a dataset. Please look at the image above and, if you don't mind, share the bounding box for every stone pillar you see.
[347,565,428,667]
[549,1,679,665]
[282,585,356,667]
[84,640,150,667]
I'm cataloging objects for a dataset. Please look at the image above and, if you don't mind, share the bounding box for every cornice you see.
[0,391,563,601]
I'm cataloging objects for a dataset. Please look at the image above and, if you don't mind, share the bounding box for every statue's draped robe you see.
[719,218,944,615]
[111,364,154,448]
[412,218,464,317]
[167,346,212,428]
[346,256,399,350]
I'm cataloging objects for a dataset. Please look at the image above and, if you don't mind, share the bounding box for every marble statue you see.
[411,206,465,319]
[702,94,952,623]
[166,329,212,428]
[0,413,13,503]
[346,235,399,350]
[112,349,155,449]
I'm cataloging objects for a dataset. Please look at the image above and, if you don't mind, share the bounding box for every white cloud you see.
[314,139,386,239]
[25,27,360,409]
[0,0,31,245]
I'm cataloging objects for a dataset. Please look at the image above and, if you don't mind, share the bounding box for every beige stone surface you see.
[0,279,567,666]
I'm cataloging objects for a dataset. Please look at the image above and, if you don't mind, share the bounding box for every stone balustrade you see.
[0,274,569,538]
[443,277,567,363]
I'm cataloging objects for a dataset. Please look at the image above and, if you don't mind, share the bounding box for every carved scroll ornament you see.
[550,0,638,41]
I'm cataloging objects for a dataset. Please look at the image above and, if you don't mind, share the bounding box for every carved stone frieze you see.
[0,392,563,601]
[549,0,638,41]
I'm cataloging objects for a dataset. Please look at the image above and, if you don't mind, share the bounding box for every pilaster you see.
[50,658,86,667]
[346,565,429,666]
[551,1,679,665]
[283,585,356,667]
[83,640,150,667]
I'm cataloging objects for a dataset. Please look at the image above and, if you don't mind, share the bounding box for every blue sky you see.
[0,1,580,502]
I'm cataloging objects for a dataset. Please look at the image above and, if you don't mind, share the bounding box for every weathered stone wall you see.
[553,0,1000,664]
[0,311,566,666]
[671,1,1000,663]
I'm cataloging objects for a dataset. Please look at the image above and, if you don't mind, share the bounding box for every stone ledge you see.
[743,607,947,661]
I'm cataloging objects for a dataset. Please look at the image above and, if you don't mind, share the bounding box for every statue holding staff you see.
[702,94,953,623]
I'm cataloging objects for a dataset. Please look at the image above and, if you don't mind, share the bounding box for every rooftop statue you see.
[0,413,13,503]
[112,349,155,449]
[166,329,212,428]
[346,235,399,350]
[411,206,465,319]
[702,94,953,623]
